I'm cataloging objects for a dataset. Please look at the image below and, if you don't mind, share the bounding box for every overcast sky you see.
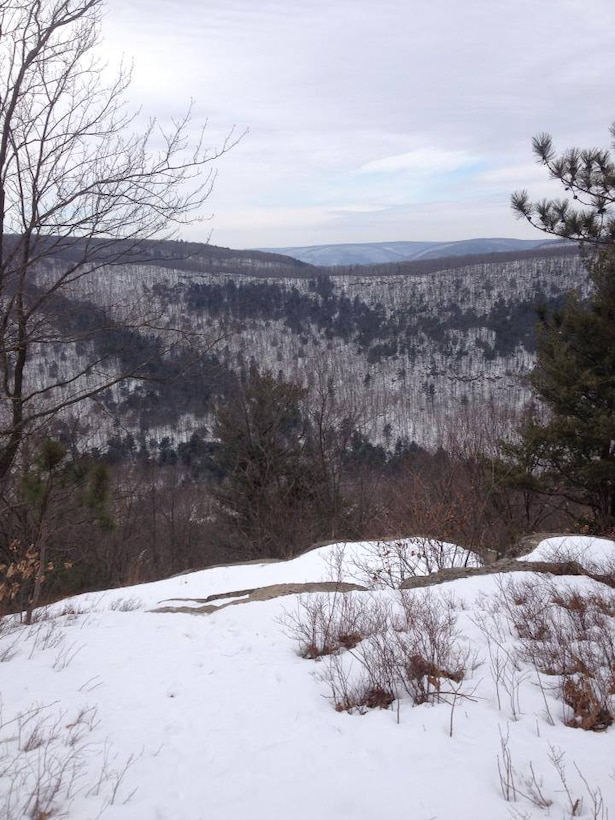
[103,0,615,249]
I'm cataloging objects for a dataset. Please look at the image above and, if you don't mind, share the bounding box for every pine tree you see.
[6,438,114,621]
[209,365,363,559]
[210,367,332,558]
[507,123,615,530]
[511,125,615,245]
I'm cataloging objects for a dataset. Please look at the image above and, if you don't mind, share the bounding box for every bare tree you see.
[0,0,237,481]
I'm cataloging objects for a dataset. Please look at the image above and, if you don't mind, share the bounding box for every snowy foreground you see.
[2,536,615,819]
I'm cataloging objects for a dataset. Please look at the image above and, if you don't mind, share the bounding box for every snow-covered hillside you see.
[1,535,614,819]
[30,247,588,450]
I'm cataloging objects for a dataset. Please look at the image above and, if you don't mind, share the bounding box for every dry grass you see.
[0,701,137,819]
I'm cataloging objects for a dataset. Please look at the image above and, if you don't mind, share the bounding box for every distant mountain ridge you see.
[259,237,564,267]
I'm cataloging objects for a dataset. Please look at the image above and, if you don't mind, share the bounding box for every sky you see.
[101,0,615,249]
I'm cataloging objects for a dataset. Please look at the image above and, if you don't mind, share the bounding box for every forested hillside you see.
[0,239,587,601]
[33,242,585,453]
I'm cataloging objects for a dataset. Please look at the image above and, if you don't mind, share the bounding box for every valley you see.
[32,241,586,453]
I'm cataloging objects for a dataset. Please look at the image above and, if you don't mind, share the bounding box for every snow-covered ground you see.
[1,536,614,819]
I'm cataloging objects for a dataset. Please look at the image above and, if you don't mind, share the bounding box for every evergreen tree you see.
[1,438,114,620]
[507,122,615,530]
[210,367,333,558]
[511,124,615,245]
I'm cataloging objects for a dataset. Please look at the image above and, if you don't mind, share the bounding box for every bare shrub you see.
[52,641,82,673]
[342,626,401,714]
[497,725,518,802]
[472,594,527,719]
[349,537,481,589]
[53,602,91,619]
[497,577,554,642]
[498,577,615,732]
[392,590,473,705]
[298,587,477,715]
[496,736,609,817]
[319,651,356,712]
[27,622,66,659]
[573,764,610,820]
[497,729,554,809]
[522,762,553,809]
[546,746,610,818]
[282,591,378,659]
[561,675,613,732]
[321,647,396,715]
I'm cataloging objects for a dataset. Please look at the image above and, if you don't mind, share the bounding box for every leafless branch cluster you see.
[348,537,480,589]
[0,0,238,481]
[281,591,377,660]
[497,729,609,818]
[286,588,478,717]
[499,577,615,731]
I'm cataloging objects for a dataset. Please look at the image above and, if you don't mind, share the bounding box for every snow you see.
[1,536,614,819]
[522,535,615,573]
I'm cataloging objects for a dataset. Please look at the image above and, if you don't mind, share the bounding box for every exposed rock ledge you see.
[151,580,367,614]
[150,558,615,615]
[398,559,615,589]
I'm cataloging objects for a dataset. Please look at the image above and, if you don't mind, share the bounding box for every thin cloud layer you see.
[356,148,477,176]
[103,0,615,247]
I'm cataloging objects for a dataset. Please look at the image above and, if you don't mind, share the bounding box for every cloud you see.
[329,204,389,214]
[101,0,615,247]
[356,148,478,176]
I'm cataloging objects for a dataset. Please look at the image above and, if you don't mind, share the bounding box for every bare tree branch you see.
[0,0,240,479]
